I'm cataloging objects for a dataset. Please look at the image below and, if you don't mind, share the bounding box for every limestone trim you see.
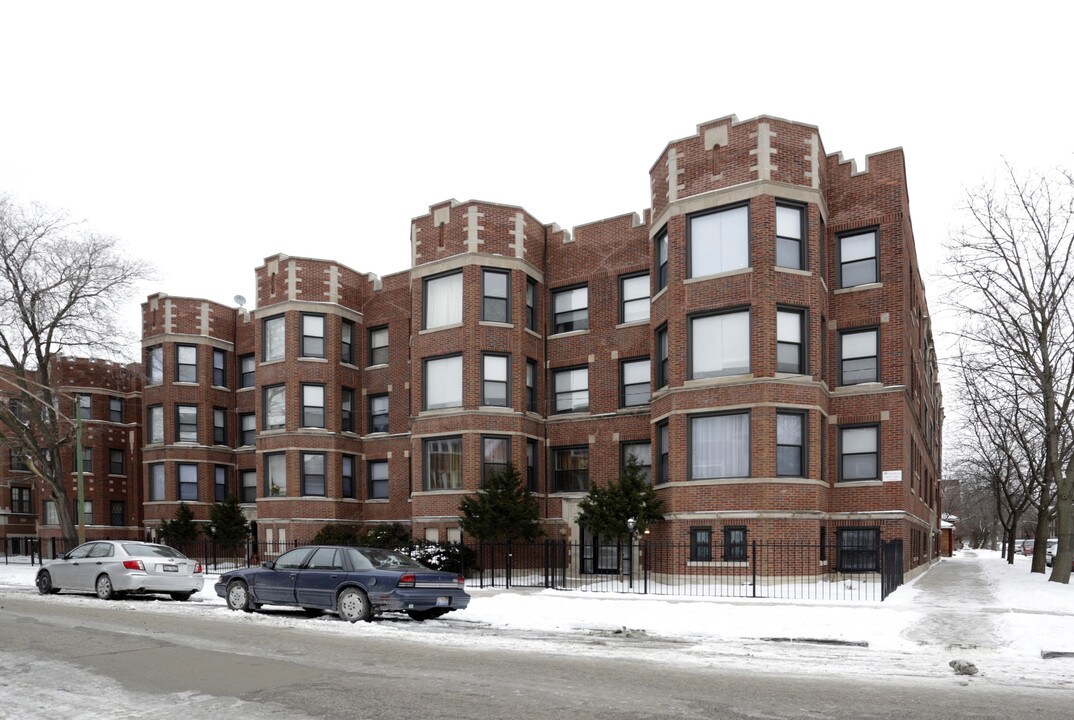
[409,251,544,284]
[650,179,828,238]
[251,300,363,323]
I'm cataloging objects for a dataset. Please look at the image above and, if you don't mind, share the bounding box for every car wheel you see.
[406,608,449,621]
[36,570,59,595]
[170,592,194,602]
[336,588,371,623]
[225,580,254,612]
[95,574,115,600]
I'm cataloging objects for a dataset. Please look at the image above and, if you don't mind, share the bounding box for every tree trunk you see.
[1032,509,1050,574]
[1049,461,1074,582]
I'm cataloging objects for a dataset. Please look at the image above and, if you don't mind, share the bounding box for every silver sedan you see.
[35,540,205,601]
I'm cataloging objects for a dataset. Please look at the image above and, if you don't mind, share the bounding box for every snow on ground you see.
[1,548,1072,702]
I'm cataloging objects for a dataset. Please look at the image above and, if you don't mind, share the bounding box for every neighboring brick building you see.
[5,113,944,575]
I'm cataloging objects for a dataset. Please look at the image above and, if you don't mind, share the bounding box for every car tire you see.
[336,588,371,623]
[170,591,194,602]
[95,574,115,600]
[36,570,59,595]
[225,580,255,612]
[406,608,449,621]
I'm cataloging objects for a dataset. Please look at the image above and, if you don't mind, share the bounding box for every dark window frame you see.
[300,383,326,428]
[341,387,355,433]
[240,412,256,446]
[620,357,651,408]
[368,459,389,499]
[619,272,650,324]
[175,344,198,383]
[300,313,326,358]
[836,527,880,572]
[655,227,669,292]
[240,469,257,503]
[177,463,198,502]
[175,404,198,443]
[147,345,164,385]
[723,526,747,562]
[687,410,752,481]
[109,396,123,423]
[839,424,880,482]
[688,306,751,380]
[301,451,326,497]
[149,463,165,501]
[341,319,355,365]
[423,436,463,491]
[620,440,652,484]
[422,353,463,411]
[776,411,807,477]
[481,435,511,486]
[422,270,464,330]
[239,353,256,388]
[838,227,879,288]
[368,393,389,434]
[76,394,92,420]
[368,326,389,366]
[214,465,229,502]
[262,384,286,431]
[839,327,879,385]
[262,314,286,362]
[552,445,589,493]
[552,365,589,414]
[690,527,712,562]
[551,284,589,335]
[686,201,750,279]
[341,455,356,499]
[656,421,669,485]
[110,500,126,527]
[213,407,227,445]
[525,359,538,413]
[482,353,511,407]
[213,348,227,387]
[482,268,511,323]
[526,278,538,331]
[776,306,807,374]
[775,200,807,270]
[11,486,31,514]
[108,448,125,476]
[526,439,538,493]
[656,325,669,389]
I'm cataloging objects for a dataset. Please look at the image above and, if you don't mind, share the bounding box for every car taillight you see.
[457,575,466,588]
[194,563,203,574]
[397,573,416,588]
[123,560,145,571]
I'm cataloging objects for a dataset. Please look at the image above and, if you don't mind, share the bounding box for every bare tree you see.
[944,164,1074,582]
[0,193,151,544]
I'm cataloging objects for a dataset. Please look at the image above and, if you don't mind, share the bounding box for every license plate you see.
[435,596,450,607]
[162,565,178,573]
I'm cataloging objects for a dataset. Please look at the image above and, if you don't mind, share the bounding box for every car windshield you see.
[122,543,187,559]
[354,547,426,570]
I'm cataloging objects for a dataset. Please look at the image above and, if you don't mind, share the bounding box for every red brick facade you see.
[1,114,943,573]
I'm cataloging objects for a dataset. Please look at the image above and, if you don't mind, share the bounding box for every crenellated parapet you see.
[141,293,237,344]
[410,200,547,273]
[254,254,370,312]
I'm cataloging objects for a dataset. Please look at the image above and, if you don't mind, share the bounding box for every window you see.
[10,449,28,472]
[424,272,463,329]
[147,346,163,385]
[620,358,650,407]
[656,325,669,388]
[368,327,388,366]
[75,445,93,472]
[109,397,123,423]
[178,463,198,501]
[655,228,669,291]
[621,441,652,484]
[482,354,509,407]
[776,203,805,270]
[526,278,537,331]
[175,345,197,383]
[240,470,257,503]
[526,359,537,412]
[263,315,285,361]
[690,528,712,562]
[526,439,538,492]
[148,405,163,444]
[424,437,462,490]
[149,464,165,501]
[76,394,91,420]
[263,384,286,430]
[43,500,58,525]
[301,384,325,428]
[77,501,94,526]
[301,452,326,496]
[776,412,805,477]
[552,286,588,334]
[239,412,256,446]
[690,412,750,479]
[213,407,227,444]
[341,320,355,365]
[368,394,388,433]
[840,329,878,385]
[215,465,228,502]
[424,355,463,410]
[482,269,510,323]
[109,449,124,475]
[11,487,31,514]
[110,501,125,527]
[301,313,325,358]
[690,309,750,378]
[689,204,748,277]
[553,446,589,493]
[239,354,255,388]
[620,273,650,324]
[553,367,588,414]
[265,452,286,496]
[342,455,356,499]
[777,309,805,374]
[482,436,510,485]
[839,229,878,287]
[840,425,879,481]
[341,388,355,433]
[213,348,227,386]
[723,526,747,562]
[656,422,669,484]
[361,459,385,500]
[176,405,198,443]
[837,528,880,572]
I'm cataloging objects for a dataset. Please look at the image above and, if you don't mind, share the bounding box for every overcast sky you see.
[2,1,1071,351]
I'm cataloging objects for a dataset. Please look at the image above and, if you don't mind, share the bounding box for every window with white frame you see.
[689,205,748,277]
[424,272,463,329]
[176,405,198,443]
[620,358,650,408]
[777,308,805,374]
[263,384,286,430]
[482,354,509,407]
[175,345,197,383]
[776,203,805,270]
[301,452,325,496]
[482,269,510,323]
[301,384,325,428]
[552,286,588,334]
[690,412,750,479]
[776,412,805,477]
[424,437,462,490]
[263,315,285,362]
[74,445,92,472]
[424,355,462,410]
[177,463,198,501]
[840,328,878,385]
[149,464,165,501]
[368,459,388,499]
[553,367,589,414]
[840,425,879,482]
[620,273,650,324]
[690,309,750,379]
[839,229,878,287]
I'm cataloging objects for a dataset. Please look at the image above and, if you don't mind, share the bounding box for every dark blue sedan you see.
[214,545,469,623]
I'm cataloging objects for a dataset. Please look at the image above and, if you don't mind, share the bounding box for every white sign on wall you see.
[882,470,903,482]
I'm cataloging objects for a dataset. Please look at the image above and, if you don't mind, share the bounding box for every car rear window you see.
[121,543,186,559]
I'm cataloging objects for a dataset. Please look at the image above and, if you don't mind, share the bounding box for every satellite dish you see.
[233,295,247,307]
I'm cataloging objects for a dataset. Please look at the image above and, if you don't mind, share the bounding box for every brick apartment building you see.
[2,113,943,574]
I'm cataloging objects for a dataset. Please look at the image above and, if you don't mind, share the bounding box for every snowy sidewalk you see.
[901,550,1003,651]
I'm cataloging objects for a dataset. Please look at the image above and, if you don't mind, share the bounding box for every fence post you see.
[751,540,757,598]
[642,538,648,595]
[506,541,513,589]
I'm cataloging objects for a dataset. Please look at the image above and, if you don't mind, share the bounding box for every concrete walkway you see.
[903,550,1004,651]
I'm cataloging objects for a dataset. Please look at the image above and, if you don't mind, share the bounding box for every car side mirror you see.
[262,560,275,569]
